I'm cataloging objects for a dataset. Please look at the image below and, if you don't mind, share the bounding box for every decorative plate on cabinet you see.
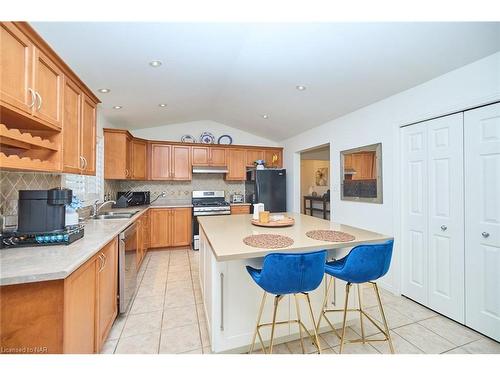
[217,134,233,145]
[181,135,196,143]
[199,132,215,144]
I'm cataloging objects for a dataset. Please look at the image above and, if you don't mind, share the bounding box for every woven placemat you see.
[306,230,355,242]
[243,234,294,249]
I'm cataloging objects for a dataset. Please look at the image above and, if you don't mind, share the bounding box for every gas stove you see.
[192,191,231,250]
[0,224,85,249]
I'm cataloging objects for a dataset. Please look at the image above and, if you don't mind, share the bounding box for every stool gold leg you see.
[268,295,280,354]
[249,291,267,354]
[373,283,395,354]
[304,293,322,354]
[357,284,366,344]
[316,276,332,332]
[339,283,351,354]
[294,294,306,354]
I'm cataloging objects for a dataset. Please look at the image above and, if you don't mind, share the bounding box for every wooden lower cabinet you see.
[230,204,251,215]
[0,238,119,354]
[149,208,192,248]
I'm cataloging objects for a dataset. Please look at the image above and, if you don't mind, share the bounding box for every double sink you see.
[92,210,140,220]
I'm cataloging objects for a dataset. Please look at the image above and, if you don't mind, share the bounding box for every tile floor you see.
[101,249,500,354]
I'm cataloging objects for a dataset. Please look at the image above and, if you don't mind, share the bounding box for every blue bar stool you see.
[316,240,395,354]
[246,250,327,354]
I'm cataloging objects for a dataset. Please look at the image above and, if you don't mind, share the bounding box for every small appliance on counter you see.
[231,194,244,203]
[1,188,84,248]
[115,191,150,208]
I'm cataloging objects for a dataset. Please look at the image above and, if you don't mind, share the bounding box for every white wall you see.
[282,52,500,294]
[129,120,279,147]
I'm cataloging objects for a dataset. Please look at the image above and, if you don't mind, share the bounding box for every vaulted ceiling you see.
[32,22,500,140]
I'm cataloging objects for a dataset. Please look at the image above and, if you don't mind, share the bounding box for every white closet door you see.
[465,102,500,341]
[402,122,429,305]
[427,113,464,322]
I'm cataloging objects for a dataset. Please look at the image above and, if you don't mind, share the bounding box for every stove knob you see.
[56,234,64,242]
[35,235,44,243]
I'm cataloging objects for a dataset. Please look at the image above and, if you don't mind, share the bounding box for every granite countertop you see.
[0,203,193,286]
[197,212,392,262]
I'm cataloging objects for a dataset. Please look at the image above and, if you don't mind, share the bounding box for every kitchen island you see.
[197,213,392,353]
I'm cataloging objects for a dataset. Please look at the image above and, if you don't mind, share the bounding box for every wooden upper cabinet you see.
[171,208,192,247]
[192,146,210,166]
[80,94,96,175]
[264,149,282,168]
[246,149,264,167]
[150,143,171,180]
[131,139,147,180]
[32,48,63,128]
[104,131,128,179]
[210,147,226,166]
[226,148,246,181]
[0,23,33,115]
[96,238,117,351]
[171,145,191,180]
[62,78,82,174]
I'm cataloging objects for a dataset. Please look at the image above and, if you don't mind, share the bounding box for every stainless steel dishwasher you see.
[119,222,138,314]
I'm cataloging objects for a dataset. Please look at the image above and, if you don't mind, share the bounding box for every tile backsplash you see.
[105,174,245,203]
[0,171,62,215]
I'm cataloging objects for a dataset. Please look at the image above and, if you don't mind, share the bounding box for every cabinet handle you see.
[28,88,36,108]
[102,252,107,269]
[82,156,88,170]
[440,225,447,231]
[482,232,490,238]
[220,272,224,331]
[79,156,85,170]
[98,254,104,272]
[35,91,42,110]
[125,169,129,177]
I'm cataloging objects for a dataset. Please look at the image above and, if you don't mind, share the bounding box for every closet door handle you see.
[440,225,447,231]
[35,91,42,110]
[482,232,490,238]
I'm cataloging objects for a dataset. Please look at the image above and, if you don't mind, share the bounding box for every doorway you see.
[300,144,331,220]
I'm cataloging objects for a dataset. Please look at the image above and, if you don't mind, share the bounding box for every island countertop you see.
[197,212,392,261]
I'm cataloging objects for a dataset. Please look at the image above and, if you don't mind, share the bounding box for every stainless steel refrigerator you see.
[245,169,286,212]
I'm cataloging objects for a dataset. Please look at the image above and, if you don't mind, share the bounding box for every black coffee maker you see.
[18,188,73,233]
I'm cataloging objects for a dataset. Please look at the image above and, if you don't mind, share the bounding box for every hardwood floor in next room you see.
[101,249,500,354]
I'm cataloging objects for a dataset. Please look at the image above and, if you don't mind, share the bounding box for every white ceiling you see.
[32,22,500,141]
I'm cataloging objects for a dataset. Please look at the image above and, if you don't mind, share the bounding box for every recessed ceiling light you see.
[98,88,111,93]
[112,106,122,110]
[158,103,167,108]
[261,114,269,119]
[296,85,306,91]
[149,60,163,68]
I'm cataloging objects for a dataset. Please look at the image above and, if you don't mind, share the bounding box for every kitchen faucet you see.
[92,200,116,217]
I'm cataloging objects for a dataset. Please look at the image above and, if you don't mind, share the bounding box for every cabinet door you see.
[401,122,428,306]
[192,146,210,166]
[32,48,63,128]
[0,23,33,115]
[226,149,246,181]
[210,147,226,166]
[97,238,118,350]
[171,145,192,180]
[171,208,192,247]
[150,144,171,180]
[63,256,97,353]
[62,78,82,174]
[264,149,282,168]
[464,103,500,341]
[427,113,464,322]
[104,131,128,179]
[80,94,96,175]
[246,149,264,167]
[149,209,171,248]
[132,140,147,180]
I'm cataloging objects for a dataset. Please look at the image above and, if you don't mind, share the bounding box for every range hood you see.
[192,166,229,174]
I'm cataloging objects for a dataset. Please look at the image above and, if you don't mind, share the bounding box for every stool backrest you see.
[341,240,394,283]
[259,250,327,295]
